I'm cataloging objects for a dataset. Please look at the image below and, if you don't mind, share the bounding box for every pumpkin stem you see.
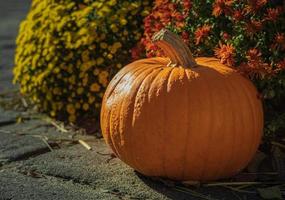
[152,29,197,68]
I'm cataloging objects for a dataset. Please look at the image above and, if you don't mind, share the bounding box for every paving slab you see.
[18,141,169,200]
[18,140,260,200]
[0,131,51,164]
[0,108,18,123]
[0,171,117,200]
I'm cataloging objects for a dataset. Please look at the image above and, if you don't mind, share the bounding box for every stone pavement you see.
[0,1,264,200]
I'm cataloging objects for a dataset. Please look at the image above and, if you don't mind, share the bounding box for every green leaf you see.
[257,186,283,200]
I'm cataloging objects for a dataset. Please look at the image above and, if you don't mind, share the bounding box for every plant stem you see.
[204,181,283,187]
[152,29,197,68]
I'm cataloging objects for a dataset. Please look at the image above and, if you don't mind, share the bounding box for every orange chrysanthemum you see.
[183,0,192,11]
[212,0,233,17]
[273,33,285,50]
[194,25,211,45]
[265,8,280,22]
[276,59,285,72]
[239,49,272,79]
[232,10,244,21]
[214,42,235,66]
[246,48,261,61]
[270,33,285,50]
[245,20,263,36]
[275,33,285,44]
[245,0,267,13]
[155,0,170,7]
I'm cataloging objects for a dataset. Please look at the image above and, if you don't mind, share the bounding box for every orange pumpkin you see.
[100,29,263,181]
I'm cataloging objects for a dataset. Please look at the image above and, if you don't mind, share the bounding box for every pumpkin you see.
[101,29,263,181]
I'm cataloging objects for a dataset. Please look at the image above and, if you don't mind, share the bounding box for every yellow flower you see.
[69,76,76,84]
[82,75,89,86]
[50,111,56,117]
[99,75,108,87]
[81,50,90,62]
[108,0,117,6]
[107,54,113,59]
[100,70,109,77]
[96,57,104,65]
[119,18,127,25]
[67,104,75,114]
[77,87,84,95]
[100,42,108,49]
[13,0,152,123]
[82,62,92,71]
[75,102,81,109]
[93,69,100,75]
[53,87,61,95]
[110,24,119,33]
[90,83,100,92]
[141,10,150,16]
[83,103,89,111]
[113,42,122,49]
[78,28,88,36]
[54,67,60,74]
[68,114,76,122]
[88,96,95,104]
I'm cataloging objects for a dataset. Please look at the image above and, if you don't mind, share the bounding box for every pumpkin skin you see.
[100,30,263,181]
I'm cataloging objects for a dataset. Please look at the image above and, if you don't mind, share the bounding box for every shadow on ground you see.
[136,172,261,200]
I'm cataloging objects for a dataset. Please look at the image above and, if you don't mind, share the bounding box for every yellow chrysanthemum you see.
[90,83,101,92]
[13,0,152,125]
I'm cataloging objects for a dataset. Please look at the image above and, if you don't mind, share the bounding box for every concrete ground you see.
[0,1,265,199]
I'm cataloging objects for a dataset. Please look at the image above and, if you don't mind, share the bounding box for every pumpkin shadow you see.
[135,171,260,200]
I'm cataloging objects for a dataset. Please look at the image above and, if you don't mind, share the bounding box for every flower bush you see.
[14,0,151,124]
[136,0,285,138]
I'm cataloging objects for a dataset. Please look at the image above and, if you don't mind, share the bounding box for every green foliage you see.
[139,0,285,138]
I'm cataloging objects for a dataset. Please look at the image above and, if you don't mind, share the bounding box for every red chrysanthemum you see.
[276,59,285,72]
[265,8,280,22]
[212,0,233,17]
[245,0,267,13]
[181,31,190,44]
[274,32,285,50]
[232,9,245,21]
[222,32,231,40]
[275,33,285,44]
[245,20,263,36]
[183,0,192,11]
[239,48,272,79]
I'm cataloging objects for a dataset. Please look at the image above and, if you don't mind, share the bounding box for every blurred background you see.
[0,0,31,91]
